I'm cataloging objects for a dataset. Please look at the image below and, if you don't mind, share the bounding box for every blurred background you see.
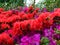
[0,0,60,11]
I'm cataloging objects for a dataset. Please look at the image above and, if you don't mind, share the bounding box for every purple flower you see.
[53,34,60,40]
[34,15,39,18]
[23,6,28,12]
[21,36,29,43]
[20,43,29,45]
[56,25,60,30]
[33,34,40,41]
[49,39,56,45]
[20,34,40,45]
[41,8,48,12]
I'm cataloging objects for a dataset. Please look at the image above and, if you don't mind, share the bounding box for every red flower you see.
[12,29,22,37]
[13,22,20,30]
[0,33,14,45]
[0,8,4,13]
[30,20,36,30]
[27,6,34,13]
[30,19,42,31]
[27,13,33,19]
[1,23,10,30]
[12,22,23,36]
[20,21,27,30]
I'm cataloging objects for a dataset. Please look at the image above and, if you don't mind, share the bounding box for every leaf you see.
[41,37,49,45]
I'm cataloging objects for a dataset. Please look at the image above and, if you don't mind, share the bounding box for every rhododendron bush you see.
[0,6,60,45]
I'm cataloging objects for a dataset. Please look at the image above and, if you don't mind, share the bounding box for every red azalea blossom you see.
[1,23,10,30]
[0,8,4,13]
[0,33,14,45]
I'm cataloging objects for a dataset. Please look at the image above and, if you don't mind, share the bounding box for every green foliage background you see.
[36,0,60,11]
[0,0,24,10]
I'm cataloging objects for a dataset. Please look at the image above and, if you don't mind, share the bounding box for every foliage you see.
[36,0,60,11]
[0,0,24,10]
[41,37,49,45]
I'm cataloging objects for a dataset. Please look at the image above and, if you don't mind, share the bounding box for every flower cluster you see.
[0,7,60,45]
[20,34,40,45]
[0,33,14,45]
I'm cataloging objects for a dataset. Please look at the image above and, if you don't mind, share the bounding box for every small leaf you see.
[41,37,49,45]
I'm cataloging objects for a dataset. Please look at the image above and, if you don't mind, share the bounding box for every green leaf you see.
[41,37,49,45]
